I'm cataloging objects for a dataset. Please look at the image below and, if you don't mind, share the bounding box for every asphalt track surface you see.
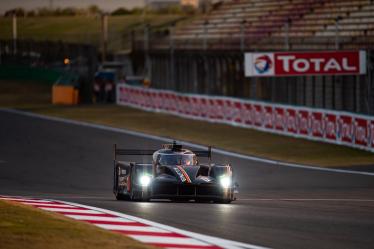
[1,109,374,249]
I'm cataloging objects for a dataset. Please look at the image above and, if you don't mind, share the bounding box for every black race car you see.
[113,141,237,203]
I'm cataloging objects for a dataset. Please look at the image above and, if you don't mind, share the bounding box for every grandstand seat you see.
[168,0,374,50]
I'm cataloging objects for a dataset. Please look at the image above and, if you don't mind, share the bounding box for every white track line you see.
[58,199,269,249]
[0,197,53,203]
[240,198,374,202]
[39,207,101,214]
[22,203,75,208]
[1,108,373,177]
[130,236,211,245]
[95,224,169,233]
[64,215,136,222]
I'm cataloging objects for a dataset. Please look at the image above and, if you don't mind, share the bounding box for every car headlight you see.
[220,176,231,188]
[139,175,151,187]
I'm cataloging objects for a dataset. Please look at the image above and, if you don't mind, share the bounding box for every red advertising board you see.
[233,101,242,123]
[274,107,286,131]
[245,51,366,77]
[354,118,368,146]
[286,108,297,134]
[263,106,273,129]
[339,115,354,143]
[324,113,338,140]
[298,110,309,135]
[241,103,253,125]
[253,104,263,127]
[311,112,324,138]
[117,84,374,153]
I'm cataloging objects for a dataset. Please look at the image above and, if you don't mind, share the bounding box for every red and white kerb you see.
[0,196,261,249]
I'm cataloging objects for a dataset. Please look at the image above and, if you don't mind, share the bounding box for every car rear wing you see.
[113,144,154,161]
[113,144,212,162]
[194,146,211,158]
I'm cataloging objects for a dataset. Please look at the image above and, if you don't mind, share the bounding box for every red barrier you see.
[117,84,374,153]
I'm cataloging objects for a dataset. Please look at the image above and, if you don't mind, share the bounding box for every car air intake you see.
[178,185,195,196]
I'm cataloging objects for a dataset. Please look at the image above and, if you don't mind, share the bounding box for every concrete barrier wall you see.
[117,84,374,153]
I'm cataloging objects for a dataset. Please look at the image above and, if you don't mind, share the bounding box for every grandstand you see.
[131,0,374,115]
[171,0,374,50]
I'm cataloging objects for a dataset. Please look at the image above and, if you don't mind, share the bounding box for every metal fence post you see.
[144,24,151,82]
[334,16,342,50]
[203,20,209,93]
[367,50,373,115]
[240,20,246,52]
[285,18,291,51]
[203,20,208,50]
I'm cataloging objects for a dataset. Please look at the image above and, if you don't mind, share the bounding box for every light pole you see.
[12,13,17,55]
[101,13,108,63]
[143,0,148,22]
[334,16,342,50]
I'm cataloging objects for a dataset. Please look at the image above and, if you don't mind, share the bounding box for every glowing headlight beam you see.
[139,175,151,187]
[220,176,231,188]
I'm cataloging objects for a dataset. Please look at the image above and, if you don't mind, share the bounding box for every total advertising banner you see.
[245,51,367,77]
[117,84,374,153]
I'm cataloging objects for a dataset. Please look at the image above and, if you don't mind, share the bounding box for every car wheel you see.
[214,199,232,204]
[114,189,130,201]
[130,188,149,202]
[195,198,212,203]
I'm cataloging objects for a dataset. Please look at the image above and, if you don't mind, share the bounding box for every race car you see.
[113,141,237,203]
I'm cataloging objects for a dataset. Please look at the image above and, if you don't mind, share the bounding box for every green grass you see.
[1,80,373,168]
[0,200,153,249]
[0,15,184,51]
[28,105,374,167]
[0,80,52,108]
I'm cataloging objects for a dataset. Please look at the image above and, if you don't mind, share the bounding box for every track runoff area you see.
[0,196,264,249]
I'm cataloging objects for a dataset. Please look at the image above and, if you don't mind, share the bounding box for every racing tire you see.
[195,198,212,203]
[214,199,232,204]
[130,188,149,202]
[115,193,130,201]
[114,188,130,201]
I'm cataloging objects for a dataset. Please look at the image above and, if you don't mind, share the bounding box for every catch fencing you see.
[117,83,374,153]
[0,39,98,102]
[131,48,374,116]
[132,24,374,116]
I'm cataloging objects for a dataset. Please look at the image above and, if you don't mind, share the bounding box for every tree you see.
[111,7,131,15]
[60,7,76,16]
[130,7,145,15]
[4,8,26,17]
[88,5,102,15]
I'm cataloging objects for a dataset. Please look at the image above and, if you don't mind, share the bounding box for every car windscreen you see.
[158,154,197,166]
